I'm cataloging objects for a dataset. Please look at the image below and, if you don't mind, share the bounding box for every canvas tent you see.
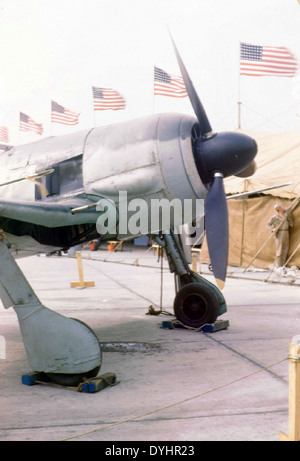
[200,130,300,269]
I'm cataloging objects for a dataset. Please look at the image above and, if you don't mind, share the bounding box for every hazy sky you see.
[0,0,300,144]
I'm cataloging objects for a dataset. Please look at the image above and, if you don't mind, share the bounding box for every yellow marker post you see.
[70,251,95,289]
[279,337,300,441]
[192,252,197,272]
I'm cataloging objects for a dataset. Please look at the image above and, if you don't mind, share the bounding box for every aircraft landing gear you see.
[46,366,101,387]
[46,318,101,386]
[151,230,227,329]
[0,241,102,384]
[173,282,219,328]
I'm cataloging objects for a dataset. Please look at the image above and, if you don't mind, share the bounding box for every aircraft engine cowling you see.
[83,113,206,237]
[83,113,205,203]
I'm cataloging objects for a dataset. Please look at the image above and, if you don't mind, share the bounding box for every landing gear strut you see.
[151,230,227,328]
[0,241,102,384]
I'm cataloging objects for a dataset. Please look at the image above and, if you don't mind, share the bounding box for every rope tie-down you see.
[22,371,119,393]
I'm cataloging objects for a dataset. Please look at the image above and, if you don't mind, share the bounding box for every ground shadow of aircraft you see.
[0,37,257,385]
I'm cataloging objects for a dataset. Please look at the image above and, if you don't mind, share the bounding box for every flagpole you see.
[237,42,242,129]
[237,101,241,129]
[93,99,97,128]
[50,101,53,137]
[92,87,96,127]
[153,67,156,114]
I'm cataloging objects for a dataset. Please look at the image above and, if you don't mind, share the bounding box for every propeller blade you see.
[205,172,228,289]
[169,33,213,137]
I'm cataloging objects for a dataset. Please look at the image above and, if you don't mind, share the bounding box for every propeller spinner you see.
[171,35,257,288]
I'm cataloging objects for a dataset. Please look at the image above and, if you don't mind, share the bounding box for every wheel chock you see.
[22,372,51,386]
[202,319,230,332]
[78,372,118,393]
[21,371,119,393]
[161,320,174,329]
[161,319,229,332]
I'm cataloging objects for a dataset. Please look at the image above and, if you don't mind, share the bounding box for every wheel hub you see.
[181,293,208,322]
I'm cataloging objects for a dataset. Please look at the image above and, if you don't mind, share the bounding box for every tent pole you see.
[284,242,300,268]
[264,241,300,283]
[242,196,299,272]
[237,43,242,129]
[240,180,248,266]
[240,199,245,266]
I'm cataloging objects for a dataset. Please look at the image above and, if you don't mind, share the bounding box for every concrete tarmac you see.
[0,244,300,442]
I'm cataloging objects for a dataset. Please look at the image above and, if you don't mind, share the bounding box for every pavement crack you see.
[204,334,288,384]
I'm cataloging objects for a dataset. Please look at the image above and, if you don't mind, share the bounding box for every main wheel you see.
[174,282,219,328]
[47,366,101,387]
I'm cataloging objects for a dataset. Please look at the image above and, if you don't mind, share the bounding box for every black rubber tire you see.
[47,366,101,387]
[174,282,219,328]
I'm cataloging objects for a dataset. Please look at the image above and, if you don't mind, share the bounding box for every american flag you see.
[0,126,9,143]
[19,112,43,135]
[154,66,187,98]
[92,86,126,110]
[51,101,79,125]
[240,43,297,77]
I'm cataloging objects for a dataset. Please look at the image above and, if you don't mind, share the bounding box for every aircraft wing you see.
[0,197,101,227]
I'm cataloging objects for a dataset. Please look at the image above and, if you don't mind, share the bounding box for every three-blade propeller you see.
[170,35,257,289]
[169,34,212,138]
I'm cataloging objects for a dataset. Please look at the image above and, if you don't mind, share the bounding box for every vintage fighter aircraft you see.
[0,38,257,385]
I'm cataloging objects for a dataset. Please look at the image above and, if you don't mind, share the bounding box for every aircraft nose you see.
[194,132,257,183]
